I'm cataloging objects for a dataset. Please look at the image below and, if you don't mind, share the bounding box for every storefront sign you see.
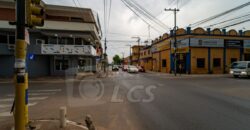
[151,45,158,53]
[190,38,224,47]
[171,47,189,53]
[41,44,96,56]
[244,40,250,54]
[171,39,189,48]
[225,40,243,48]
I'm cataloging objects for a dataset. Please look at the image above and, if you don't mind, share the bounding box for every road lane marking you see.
[29,89,62,92]
[7,92,56,97]
[0,97,48,102]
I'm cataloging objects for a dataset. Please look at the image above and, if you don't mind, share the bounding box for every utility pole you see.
[104,38,107,72]
[164,8,179,76]
[132,37,141,66]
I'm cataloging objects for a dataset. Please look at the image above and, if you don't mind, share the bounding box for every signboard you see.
[190,38,224,47]
[151,45,157,53]
[28,53,35,60]
[244,40,250,54]
[41,44,96,56]
[225,40,243,48]
[171,39,189,48]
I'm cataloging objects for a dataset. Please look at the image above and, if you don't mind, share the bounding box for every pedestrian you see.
[179,64,182,76]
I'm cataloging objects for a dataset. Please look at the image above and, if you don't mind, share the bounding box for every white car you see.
[127,65,139,73]
[230,61,250,78]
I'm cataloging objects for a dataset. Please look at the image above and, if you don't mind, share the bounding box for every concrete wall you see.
[191,48,208,74]
[210,48,224,74]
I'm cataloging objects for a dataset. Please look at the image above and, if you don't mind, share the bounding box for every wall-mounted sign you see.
[171,39,189,48]
[190,38,224,47]
[151,45,158,53]
[244,40,250,54]
[41,44,96,56]
[225,40,243,48]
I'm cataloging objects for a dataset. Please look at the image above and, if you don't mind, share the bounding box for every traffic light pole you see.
[15,0,29,129]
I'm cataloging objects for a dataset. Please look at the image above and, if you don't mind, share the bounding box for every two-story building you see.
[131,45,144,65]
[0,0,103,77]
[149,27,250,74]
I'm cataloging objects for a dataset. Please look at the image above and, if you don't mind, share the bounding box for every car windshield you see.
[231,62,247,69]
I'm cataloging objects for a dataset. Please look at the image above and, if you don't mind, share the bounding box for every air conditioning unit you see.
[36,39,45,44]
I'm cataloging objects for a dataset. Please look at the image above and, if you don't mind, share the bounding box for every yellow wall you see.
[210,48,224,74]
[160,50,171,73]
[152,52,160,72]
[191,48,208,74]
[226,48,240,72]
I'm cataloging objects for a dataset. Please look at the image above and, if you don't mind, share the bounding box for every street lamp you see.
[131,37,141,66]
[164,8,180,76]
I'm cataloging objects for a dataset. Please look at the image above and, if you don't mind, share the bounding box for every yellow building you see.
[140,45,153,71]
[150,27,250,74]
[131,45,145,65]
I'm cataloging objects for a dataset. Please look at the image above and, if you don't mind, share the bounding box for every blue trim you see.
[186,52,191,74]
[208,48,211,74]
[240,47,243,60]
[25,89,28,105]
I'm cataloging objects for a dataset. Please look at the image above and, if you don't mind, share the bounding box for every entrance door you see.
[177,53,186,74]
[55,59,69,71]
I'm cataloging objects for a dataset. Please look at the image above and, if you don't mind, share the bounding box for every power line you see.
[189,1,250,28]
[107,0,112,33]
[204,13,250,28]
[128,0,171,29]
[120,0,164,34]
[220,18,250,29]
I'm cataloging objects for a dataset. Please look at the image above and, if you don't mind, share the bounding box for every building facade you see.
[131,45,144,65]
[0,0,103,77]
[138,27,250,74]
[140,45,153,71]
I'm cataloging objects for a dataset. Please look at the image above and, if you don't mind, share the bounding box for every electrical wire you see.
[189,1,250,28]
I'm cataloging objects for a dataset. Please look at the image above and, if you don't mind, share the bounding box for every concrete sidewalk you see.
[146,71,231,77]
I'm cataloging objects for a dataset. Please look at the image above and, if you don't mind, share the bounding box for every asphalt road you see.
[0,71,250,130]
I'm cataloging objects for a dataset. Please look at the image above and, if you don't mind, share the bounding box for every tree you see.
[113,55,122,65]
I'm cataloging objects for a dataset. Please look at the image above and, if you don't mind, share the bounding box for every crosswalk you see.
[0,88,62,118]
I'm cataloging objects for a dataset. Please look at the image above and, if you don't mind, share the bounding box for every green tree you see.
[113,55,122,65]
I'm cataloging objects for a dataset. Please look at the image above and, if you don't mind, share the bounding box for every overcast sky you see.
[44,0,250,62]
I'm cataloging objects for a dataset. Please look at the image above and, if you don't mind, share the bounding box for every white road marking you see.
[0,102,37,108]
[0,97,48,102]
[0,112,12,117]
[7,92,56,97]
[29,89,62,92]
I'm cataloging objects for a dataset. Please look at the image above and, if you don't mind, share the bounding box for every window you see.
[55,60,69,70]
[162,59,167,67]
[144,51,146,55]
[213,58,221,67]
[148,50,150,54]
[67,38,74,45]
[8,35,15,44]
[0,34,7,44]
[49,37,58,44]
[197,58,205,68]
[231,58,237,64]
[75,38,82,45]
[58,38,67,45]
[36,39,45,45]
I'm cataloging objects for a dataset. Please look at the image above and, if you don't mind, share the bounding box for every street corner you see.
[26,120,88,130]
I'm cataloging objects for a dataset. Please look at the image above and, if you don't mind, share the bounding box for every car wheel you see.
[233,75,239,78]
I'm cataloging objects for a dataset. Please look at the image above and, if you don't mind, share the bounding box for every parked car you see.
[230,61,250,78]
[137,66,145,72]
[122,65,128,71]
[127,65,139,73]
[112,65,119,71]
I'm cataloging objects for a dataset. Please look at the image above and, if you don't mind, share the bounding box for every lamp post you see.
[164,8,180,76]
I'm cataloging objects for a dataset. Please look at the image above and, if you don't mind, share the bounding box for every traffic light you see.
[26,0,44,27]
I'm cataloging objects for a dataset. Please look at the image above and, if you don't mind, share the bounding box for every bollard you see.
[85,115,95,130]
[60,107,67,128]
